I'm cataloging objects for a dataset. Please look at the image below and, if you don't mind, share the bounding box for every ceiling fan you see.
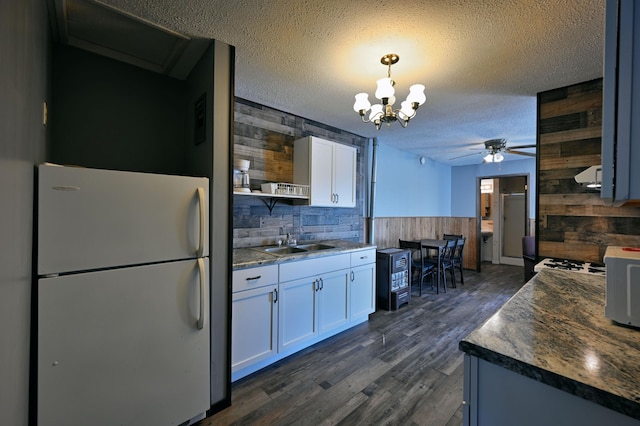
[451,138,536,163]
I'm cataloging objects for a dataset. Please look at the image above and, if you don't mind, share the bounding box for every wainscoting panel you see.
[373,217,478,270]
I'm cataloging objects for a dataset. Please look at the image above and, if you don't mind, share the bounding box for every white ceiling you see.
[100,0,605,166]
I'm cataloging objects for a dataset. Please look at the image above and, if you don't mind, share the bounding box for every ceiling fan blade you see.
[506,149,536,157]
[508,144,537,149]
[450,151,486,160]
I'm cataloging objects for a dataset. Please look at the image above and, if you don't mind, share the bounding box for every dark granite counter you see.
[460,269,640,420]
[233,239,376,270]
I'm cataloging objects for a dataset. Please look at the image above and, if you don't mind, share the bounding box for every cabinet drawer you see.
[351,249,376,267]
[279,253,350,282]
[232,265,278,292]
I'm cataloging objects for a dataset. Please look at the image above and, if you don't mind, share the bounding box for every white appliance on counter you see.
[604,246,640,328]
[36,164,210,426]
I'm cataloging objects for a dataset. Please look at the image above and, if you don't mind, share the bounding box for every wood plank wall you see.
[233,98,369,248]
[537,79,640,262]
[373,217,478,270]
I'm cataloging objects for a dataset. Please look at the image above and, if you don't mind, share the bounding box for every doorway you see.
[500,193,525,266]
[477,175,529,269]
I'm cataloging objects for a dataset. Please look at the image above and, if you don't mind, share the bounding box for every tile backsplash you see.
[232,98,368,248]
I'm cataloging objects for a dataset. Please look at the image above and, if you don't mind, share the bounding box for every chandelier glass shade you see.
[353,54,426,129]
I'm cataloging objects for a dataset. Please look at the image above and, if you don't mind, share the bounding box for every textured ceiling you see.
[100,0,605,165]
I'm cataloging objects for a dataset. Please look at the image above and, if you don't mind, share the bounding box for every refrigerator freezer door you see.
[37,259,210,426]
[37,164,209,275]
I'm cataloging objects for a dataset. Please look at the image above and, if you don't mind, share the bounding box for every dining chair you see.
[452,237,466,285]
[399,239,435,296]
[425,238,457,292]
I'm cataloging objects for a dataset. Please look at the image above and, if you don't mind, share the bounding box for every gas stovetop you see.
[534,258,606,276]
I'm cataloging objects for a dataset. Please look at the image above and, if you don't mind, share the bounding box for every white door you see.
[232,285,278,373]
[309,138,334,206]
[38,259,210,426]
[500,193,525,266]
[278,278,317,352]
[317,269,350,334]
[333,143,357,207]
[350,263,376,320]
[38,164,208,274]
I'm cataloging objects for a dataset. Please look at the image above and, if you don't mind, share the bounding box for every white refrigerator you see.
[36,164,211,426]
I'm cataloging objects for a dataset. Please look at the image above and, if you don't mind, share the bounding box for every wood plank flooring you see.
[201,263,525,426]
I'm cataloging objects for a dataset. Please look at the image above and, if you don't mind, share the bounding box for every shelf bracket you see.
[260,197,282,214]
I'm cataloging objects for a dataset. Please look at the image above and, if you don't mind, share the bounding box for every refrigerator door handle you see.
[196,258,206,330]
[197,187,205,257]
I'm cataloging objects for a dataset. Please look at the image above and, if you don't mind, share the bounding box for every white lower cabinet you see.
[317,269,350,334]
[350,249,376,320]
[279,254,350,352]
[278,277,317,352]
[232,249,376,381]
[231,265,278,376]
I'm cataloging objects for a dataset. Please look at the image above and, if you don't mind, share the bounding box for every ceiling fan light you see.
[484,153,494,163]
[353,93,371,113]
[494,152,504,162]
[375,77,395,100]
[407,84,426,105]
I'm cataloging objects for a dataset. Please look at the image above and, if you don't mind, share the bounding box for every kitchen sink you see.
[250,243,336,256]
[252,246,307,255]
[295,243,335,251]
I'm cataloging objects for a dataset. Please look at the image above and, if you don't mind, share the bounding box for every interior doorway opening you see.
[477,174,530,269]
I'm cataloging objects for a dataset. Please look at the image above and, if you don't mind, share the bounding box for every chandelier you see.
[353,53,426,130]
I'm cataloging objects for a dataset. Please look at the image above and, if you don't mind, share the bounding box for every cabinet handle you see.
[351,271,354,281]
[273,288,278,303]
[336,193,339,204]
[314,279,319,292]
[319,278,324,290]
[246,275,262,281]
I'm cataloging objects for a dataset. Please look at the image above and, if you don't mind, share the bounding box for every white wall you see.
[0,0,49,424]
[450,158,537,218]
[373,142,452,217]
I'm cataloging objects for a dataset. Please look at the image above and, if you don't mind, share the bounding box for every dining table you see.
[417,239,448,293]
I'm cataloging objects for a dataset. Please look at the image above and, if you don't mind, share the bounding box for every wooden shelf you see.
[233,191,309,214]
[233,191,309,200]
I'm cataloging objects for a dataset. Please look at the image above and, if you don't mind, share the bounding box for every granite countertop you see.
[459,269,640,420]
[232,239,376,270]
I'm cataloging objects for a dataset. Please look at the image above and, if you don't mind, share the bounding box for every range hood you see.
[574,165,602,189]
[47,0,209,79]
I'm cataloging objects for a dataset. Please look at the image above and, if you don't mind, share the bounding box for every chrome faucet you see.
[284,233,290,245]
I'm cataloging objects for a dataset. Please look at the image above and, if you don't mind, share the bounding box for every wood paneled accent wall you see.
[537,79,640,262]
[233,98,368,248]
[373,217,478,270]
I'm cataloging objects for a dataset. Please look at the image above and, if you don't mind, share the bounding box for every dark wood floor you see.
[202,263,525,426]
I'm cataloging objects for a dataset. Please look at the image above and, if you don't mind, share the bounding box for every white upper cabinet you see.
[294,136,357,207]
[602,0,640,205]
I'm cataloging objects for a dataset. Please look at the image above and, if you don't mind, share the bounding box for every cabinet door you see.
[310,137,335,206]
[317,269,350,334]
[350,263,376,320]
[231,285,278,373]
[278,278,317,352]
[333,142,357,207]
